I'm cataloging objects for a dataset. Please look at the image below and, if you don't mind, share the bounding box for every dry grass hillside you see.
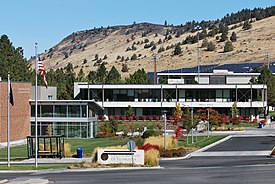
[31,16,275,78]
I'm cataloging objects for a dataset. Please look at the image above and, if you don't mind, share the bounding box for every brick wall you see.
[0,82,32,142]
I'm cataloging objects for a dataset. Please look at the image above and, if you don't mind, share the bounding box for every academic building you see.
[74,63,269,118]
[0,80,32,143]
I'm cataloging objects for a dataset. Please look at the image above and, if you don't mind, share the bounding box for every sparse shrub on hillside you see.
[158,46,165,53]
[157,39,162,44]
[206,41,216,51]
[116,55,121,60]
[201,38,208,48]
[94,54,99,61]
[121,63,129,72]
[131,54,138,60]
[82,59,87,65]
[173,44,182,55]
[125,57,129,61]
[242,20,252,30]
[230,32,237,42]
[144,38,149,43]
[120,56,124,62]
[103,55,108,60]
[151,44,156,51]
[224,41,234,52]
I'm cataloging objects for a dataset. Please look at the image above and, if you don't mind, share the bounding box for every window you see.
[48,95,53,100]
[209,75,226,84]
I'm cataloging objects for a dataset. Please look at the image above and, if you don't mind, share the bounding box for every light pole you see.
[162,110,167,150]
[207,108,210,137]
[191,107,194,144]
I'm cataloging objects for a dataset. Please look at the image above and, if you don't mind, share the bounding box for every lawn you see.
[0,164,70,170]
[0,137,129,160]
[178,135,227,148]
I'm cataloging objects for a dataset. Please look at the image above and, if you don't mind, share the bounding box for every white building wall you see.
[226,76,252,84]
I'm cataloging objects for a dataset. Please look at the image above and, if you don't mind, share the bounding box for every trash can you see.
[259,122,263,128]
[77,147,83,158]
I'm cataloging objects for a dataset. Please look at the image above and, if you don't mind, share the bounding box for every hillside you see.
[32,15,275,78]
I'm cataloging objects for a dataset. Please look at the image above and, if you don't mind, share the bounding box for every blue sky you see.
[1,0,274,59]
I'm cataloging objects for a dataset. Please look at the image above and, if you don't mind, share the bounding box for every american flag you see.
[38,58,48,89]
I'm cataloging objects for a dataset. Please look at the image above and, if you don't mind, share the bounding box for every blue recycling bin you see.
[77,147,83,158]
[258,122,263,128]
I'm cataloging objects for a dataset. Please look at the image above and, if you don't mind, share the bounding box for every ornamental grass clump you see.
[144,136,177,150]
[144,149,159,166]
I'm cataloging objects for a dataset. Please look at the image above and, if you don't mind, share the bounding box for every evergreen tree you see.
[76,68,86,82]
[96,63,107,84]
[64,63,75,99]
[131,54,138,60]
[230,32,237,42]
[105,66,122,84]
[206,41,216,51]
[173,44,182,55]
[126,105,134,117]
[223,41,234,52]
[0,35,32,82]
[121,63,129,72]
[125,68,152,84]
[87,70,97,84]
[242,20,252,30]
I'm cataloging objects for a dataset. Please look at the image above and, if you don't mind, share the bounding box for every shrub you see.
[149,116,153,121]
[135,116,139,121]
[138,143,160,151]
[115,115,120,121]
[144,136,177,150]
[122,116,127,121]
[64,143,72,157]
[159,147,186,158]
[155,116,160,121]
[232,116,240,125]
[142,116,146,121]
[144,149,159,166]
[156,122,163,130]
[109,116,114,120]
[128,116,133,121]
[142,130,162,139]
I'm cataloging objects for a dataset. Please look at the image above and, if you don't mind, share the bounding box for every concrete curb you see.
[66,166,163,172]
[159,154,191,161]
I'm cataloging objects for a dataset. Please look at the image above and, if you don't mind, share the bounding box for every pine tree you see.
[96,63,107,84]
[230,32,237,42]
[206,41,216,51]
[0,35,32,82]
[106,66,121,84]
[242,20,252,30]
[125,68,151,84]
[121,63,129,72]
[223,41,234,52]
[76,68,86,82]
[173,44,182,55]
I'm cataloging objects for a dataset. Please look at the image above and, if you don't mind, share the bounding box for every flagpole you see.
[7,74,10,167]
[35,43,38,167]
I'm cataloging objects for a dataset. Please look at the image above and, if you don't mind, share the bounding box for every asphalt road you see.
[2,135,275,184]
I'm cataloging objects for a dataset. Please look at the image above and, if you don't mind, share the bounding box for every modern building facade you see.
[0,81,32,143]
[74,83,267,117]
[29,100,103,138]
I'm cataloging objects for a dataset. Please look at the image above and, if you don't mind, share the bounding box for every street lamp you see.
[207,108,210,137]
[162,110,167,150]
[191,107,194,144]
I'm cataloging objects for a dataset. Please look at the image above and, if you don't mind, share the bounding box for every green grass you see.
[0,137,129,160]
[0,164,70,170]
[66,138,128,156]
[178,135,227,148]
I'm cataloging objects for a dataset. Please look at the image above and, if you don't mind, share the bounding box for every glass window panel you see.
[41,105,53,117]
[82,105,87,117]
[68,105,81,117]
[55,105,67,117]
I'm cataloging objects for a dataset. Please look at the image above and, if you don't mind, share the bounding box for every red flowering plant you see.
[138,143,160,151]
[109,116,114,120]
[155,116,160,121]
[135,116,139,121]
[129,116,133,121]
[142,116,146,121]
[115,115,120,121]
[174,127,183,140]
[148,116,153,121]
[101,116,106,122]
[122,116,127,121]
